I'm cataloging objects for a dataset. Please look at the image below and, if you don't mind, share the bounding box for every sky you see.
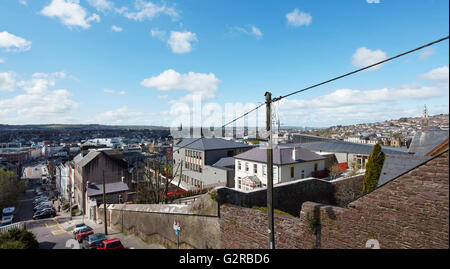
[0,0,449,128]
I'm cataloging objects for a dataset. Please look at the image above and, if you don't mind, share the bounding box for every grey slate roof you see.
[377,154,432,187]
[77,150,101,168]
[234,145,325,165]
[298,140,408,155]
[408,130,449,156]
[87,181,129,197]
[213,157,235,168]
[174,138,252,151]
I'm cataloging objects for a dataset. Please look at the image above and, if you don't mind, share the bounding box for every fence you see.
[0,221,26,233]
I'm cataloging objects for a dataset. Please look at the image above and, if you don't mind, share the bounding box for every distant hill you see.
[0,124,169,131]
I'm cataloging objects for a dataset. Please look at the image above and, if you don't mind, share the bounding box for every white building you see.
[234,145,326,191]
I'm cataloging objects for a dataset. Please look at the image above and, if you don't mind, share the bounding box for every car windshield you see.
[2,212,12,217]
[89,234,106,242]
[75,223,85,228]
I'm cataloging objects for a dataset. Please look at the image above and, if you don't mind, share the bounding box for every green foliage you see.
[305,213,320,233]
[62,203,70,211]
[0,169,26,210]
[362,143,385,195]
[0,228,39,249]
[209,192,218,201]
[251,206,295,218]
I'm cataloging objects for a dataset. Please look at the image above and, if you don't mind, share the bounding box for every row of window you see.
[181,174,203,188]
[237,161,274,177]
[185,150,202,159]
[237,179,262,191]
[185,162,202,173]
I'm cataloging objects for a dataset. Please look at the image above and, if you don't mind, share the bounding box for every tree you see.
[329,164,340,179]
[362,143,385,194]
[0,228,39,249]
[0,169,27,209]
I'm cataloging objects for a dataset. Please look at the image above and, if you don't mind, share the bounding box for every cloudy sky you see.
[0,0,449,127]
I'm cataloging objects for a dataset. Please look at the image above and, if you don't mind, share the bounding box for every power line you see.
[272,35,449,102]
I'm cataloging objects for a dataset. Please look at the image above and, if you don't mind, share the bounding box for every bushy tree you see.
[0,228,39,249]
[0,169,27,209]
[362,143,385,194]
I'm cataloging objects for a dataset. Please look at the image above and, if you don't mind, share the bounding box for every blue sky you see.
[0,0,448,127]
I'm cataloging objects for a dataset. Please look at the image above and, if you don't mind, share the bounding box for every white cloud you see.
[87,0,113,12]
[150,28,166,40]
[0,71,78,123]
[419,66,449,88]
[103,89,127,95]
[0,58,4,63]
[167,31,197,54]
[0,31,32,52]
[286,8,312,27]
[366,0,380,3]
[351,47,387,70]
[123,0,179,21]
[40,0,100,29]
[157,94,168,99]
[228,25,262,38]
[279,84,444,110]
[94,106,143,124]
[111,25,123,32]
[0,71,16,91]
[19,0,27,6]
[141,69,220,103]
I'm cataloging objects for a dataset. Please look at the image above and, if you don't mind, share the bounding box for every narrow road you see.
[14,179,36,222]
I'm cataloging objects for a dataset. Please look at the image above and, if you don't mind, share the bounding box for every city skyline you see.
[0,0,449,127]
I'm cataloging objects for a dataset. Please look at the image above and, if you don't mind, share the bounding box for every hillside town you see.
[0,0,448,259]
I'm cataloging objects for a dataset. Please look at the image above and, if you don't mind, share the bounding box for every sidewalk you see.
[55,211,165,249]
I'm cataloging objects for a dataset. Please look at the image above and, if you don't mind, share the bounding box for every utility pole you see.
[102,170,108,235]
[265,91,275,249]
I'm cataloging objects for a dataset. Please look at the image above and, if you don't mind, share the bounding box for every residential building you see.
[234,145,326,191]
[86,180,128,221]
[72,148,130,215]
[172,138,253,190]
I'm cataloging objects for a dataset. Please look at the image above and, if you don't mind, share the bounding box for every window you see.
[263,165,267,176]
[238,178,241,189]
[199,166,202,173]
[245,163,249,172]
[199,152,202,160]
[301,170,305,179]
[253,164,257,174]
[273,167,277,179]
[290,167,294,178]
[238,161,241,170]
[314,163,318,171]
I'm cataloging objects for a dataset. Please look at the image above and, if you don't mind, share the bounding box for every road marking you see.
[47,218,72,236]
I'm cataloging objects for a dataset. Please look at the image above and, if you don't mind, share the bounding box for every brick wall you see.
[220,151,449,249]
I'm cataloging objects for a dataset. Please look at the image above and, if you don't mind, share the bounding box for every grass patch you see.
[251,206,295,218]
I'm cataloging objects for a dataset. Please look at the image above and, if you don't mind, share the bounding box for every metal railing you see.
[0,221,26,233]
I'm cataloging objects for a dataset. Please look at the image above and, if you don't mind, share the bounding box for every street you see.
[16,162,165,249]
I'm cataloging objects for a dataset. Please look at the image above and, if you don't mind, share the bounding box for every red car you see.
[75,227,94,242]
[96,239,124,249]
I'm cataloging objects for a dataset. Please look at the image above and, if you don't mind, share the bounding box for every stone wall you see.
[217,177,336,216]
[220,151,449,249]
[98,192,221,249]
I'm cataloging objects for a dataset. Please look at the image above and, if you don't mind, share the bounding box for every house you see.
[85,180,129,221]
[299,140,408,171]
[233,145,326,191]
[172,138,253,190]
[72,148,130,215]
[55,162,74,202]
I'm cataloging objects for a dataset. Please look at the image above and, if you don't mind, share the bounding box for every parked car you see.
[72,223,87,235]
[32,208,56,220]
[1,207,15,223]
[75,227,94,243]
[33,203,53,212]
[33,197,48,205]
[82,233,107,249]
[96,239,124,249]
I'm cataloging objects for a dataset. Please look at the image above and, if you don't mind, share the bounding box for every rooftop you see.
[87,181,129,197]
[297,140,409,155]
[234,145,325,165]
[174,138,252,151]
